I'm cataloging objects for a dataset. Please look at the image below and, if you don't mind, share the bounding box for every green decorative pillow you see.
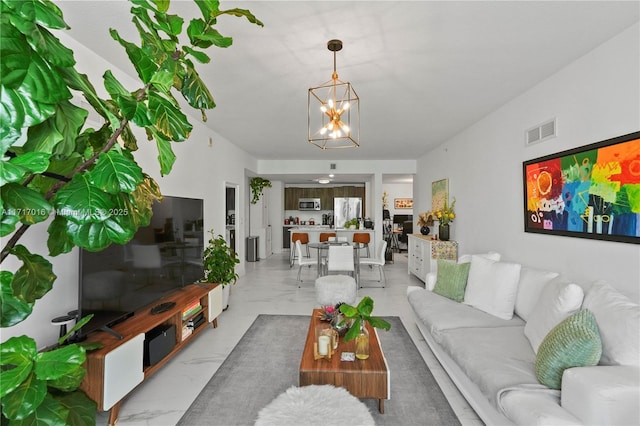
[535,309,602,390]
[432,260,471,302]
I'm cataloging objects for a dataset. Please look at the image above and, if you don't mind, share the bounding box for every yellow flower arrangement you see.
[433,198,456,226]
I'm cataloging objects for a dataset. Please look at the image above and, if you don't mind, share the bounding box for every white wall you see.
[2,33,260,349]
[415,23,640,302]
[383,182,414,217]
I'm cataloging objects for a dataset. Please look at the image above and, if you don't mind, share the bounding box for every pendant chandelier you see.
[308,39,360,150]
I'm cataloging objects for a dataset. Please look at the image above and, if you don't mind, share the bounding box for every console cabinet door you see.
[103,334,144,410]
[208,285,223,322]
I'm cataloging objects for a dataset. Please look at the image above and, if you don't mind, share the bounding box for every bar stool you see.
[319,232,336,242]
[290,232,310,267]
[352,233,371,258]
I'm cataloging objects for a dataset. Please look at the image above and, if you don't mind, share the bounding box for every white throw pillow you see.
[524,280,584,353]
[431,252,501,277]
[582,280,640,366]
[463,255,521,320]
[425,272,437,291]
[514,267,560,321]
[457,251,501,264]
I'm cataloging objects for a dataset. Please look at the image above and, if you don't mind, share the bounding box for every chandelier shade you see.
[308,39,360,150]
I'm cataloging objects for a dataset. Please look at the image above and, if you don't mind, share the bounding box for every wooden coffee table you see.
[299,309,390,413]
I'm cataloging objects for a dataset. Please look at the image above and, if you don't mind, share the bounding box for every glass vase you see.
[355,321,370,360]
[439,224,450,241]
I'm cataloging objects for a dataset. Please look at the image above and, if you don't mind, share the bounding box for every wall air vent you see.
[526,118,556,146]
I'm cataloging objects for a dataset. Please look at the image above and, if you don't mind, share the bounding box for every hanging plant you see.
[250,177,272,204]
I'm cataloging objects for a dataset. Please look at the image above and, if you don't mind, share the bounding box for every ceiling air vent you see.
[526,118,556,146]
[330,163,337,170]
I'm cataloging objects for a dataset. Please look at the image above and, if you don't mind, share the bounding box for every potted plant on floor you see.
[201,230,240,310]
[339,297,391,359]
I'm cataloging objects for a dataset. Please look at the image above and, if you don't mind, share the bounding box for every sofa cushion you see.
[463,255,522,320]
[437,325,539,407]
[535,309,602,389]
[524,280,584,353]
[499,389,582,425]
[515,267,560,321]
[432,259,471,302]
[457,251,501,264]
[562,365,640,425]
[407,287,524,344]
[582,280,640,366]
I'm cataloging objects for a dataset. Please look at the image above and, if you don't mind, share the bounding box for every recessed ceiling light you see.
[318,178,331,184]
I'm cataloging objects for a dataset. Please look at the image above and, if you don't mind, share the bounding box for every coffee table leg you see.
[378,399,384,414]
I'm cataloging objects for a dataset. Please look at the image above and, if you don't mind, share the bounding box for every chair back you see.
[295,240,304,265]
[327,245,354,272]
[352,233,370,244]
[319,232,336,242]
[291,232,309,244]
[377,240,388,265]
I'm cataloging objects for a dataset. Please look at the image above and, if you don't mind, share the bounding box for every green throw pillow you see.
[432,260,471,302]
[535,309,602,390]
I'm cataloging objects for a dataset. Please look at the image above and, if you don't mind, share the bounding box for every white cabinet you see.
[102,334,144,410]
[408,235,458,281]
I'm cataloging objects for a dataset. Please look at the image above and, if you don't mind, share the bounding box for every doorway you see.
[225,182,239,253]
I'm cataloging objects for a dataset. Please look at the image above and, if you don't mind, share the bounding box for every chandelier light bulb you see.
[320,105,327,113]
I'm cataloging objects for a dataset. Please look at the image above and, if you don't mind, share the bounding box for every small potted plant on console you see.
[201,230,240,310]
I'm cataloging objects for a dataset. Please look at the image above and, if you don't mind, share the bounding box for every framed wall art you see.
[523,131,640,244]
[394,198,413,209]
[432,178,449,211]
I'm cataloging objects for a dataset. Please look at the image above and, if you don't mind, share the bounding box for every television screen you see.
[76,196,204,339]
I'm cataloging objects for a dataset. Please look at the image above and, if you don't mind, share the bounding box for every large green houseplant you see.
[201,229,239,309]
[0,0,262,424]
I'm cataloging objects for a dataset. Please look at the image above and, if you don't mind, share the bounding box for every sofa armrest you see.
[425,272,436,291]
[561,365,640,425]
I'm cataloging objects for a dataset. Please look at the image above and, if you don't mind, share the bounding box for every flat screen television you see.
[75,195,204,340]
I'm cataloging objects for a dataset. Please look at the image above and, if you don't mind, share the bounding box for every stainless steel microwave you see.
[299,198,321,211]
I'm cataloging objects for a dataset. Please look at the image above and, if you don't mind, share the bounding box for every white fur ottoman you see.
[255,385,374,426]
[314,275,357,306]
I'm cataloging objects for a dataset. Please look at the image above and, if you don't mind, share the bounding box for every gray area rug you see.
[178,315,460,426]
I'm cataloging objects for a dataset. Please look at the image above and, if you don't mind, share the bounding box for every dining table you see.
[307,241,363,284]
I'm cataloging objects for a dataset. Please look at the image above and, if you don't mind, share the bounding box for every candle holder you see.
[314,324,337,360]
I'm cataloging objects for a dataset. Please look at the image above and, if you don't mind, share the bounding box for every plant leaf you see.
[109,28,158,84]
[0,270,34,327]
[183,46,210,64]
[11,244,56,303]
[55,390,97,426]
[367,316,391,331]
[53,173,114,224]
[0,211,21,238]
[343,317,361,342]
[35,344,85,382]
[0,14,32,88]
[150,130,176,176]
[357,296,374,317]
[0,370,48,421]
[0,335,36,397]
[47,215,75,256]
[181,63,215,109]
[148,91,192,141]
[22,53,71,104]
[10,392,69,424]
[90,150,143,194]
[65,220,111,252]
[1,183,52,225]
[9,151,51,174]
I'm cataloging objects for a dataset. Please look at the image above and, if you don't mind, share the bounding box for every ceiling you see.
[57,1,638,184]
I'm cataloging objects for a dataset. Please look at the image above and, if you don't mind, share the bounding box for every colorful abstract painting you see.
[523,131,640,244]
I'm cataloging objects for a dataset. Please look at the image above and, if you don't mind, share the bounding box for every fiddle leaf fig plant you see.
[339,296,391,342]
[0,0,262,424]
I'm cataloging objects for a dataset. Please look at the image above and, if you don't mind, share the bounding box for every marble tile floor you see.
[97,250,484,426]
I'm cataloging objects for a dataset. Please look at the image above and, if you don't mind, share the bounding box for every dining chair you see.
[319,232,336,242]
[295,240,316,286]
[290,232,310,267]
[326,245,355,277]
[359,240,387,287]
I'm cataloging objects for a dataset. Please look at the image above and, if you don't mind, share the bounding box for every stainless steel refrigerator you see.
[334,197,362,229]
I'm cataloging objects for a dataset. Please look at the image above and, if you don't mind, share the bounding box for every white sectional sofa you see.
[407,253,640,426]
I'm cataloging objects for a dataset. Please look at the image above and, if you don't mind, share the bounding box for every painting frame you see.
[432,178,449,211]
[523,131,640,244]
[394,198,413,209]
